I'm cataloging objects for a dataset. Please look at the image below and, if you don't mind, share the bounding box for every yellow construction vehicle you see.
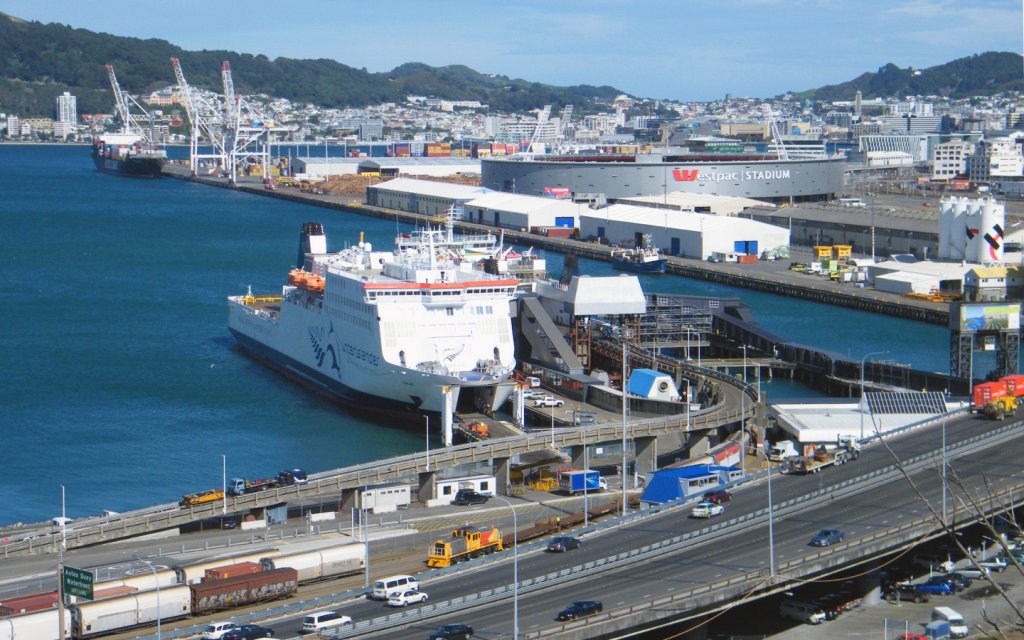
[179,488,224,507]
[427,526,504,567]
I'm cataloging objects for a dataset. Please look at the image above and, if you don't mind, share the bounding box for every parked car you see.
[427,623,473,640]
[939,573,973,591]
[690,502,725,519]
[535,396,564,408]
[556,600,603,621]
[703,489,732,504]
[912,553,955,573]
[978,555,1009,572]
[387,589,428,607]
[809,528,845,547]
[811,596,844,621]
[222,624,274,640]
[201,623,239,640]
[915,577,955,595]
[452,489,490,505]
[547,536,582,552]
[884,582,930,603]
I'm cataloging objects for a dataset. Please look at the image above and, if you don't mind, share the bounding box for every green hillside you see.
[793,52,1023,101]
[0,13,622,117]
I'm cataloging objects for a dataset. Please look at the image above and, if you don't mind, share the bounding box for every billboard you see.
[952,302,1021,332]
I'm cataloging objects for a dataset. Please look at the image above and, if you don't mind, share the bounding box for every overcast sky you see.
[3,0,1021,101]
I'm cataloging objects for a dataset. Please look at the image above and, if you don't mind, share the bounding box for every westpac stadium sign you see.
[672,168,792,183]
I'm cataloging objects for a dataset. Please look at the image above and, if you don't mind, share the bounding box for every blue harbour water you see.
[0,145,970,525]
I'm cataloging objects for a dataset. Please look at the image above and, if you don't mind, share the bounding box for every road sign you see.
[63,565,93,600]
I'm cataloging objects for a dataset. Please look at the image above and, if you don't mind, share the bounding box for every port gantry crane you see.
[219,61,276,184]
[105,64,158,145]
[171,57,227,177]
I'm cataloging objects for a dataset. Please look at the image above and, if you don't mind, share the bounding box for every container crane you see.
[761,104,789,161]
[105,65,158,146]
[171,57,227,177]
[219,61,275,183]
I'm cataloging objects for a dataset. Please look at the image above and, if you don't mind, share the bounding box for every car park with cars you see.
[915,577,955,595]
[884,582,931,603]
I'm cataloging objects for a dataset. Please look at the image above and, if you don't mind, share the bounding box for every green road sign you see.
[63,565,93,600]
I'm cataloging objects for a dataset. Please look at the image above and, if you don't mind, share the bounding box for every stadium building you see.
[481,153,846,204]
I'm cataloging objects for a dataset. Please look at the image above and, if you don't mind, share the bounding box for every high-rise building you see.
[56,92,77,126]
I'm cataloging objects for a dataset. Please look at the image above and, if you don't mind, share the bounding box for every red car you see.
[703,489,732,504]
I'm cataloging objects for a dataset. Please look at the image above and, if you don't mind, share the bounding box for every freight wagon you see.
[189,568,297,614]
[259,543,366,583]
[0,608,69,640]
[97,567,179,592]
[71,585,191,639]
[173,550,278,584]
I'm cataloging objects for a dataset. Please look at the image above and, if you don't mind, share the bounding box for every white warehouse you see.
[579,204,790,259]
[462,192,582,231]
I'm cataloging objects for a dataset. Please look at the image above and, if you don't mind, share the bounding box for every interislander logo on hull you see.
[672,168,792,183]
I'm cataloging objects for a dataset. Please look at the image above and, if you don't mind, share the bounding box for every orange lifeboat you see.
[287,269,306,287]
[306,273,325,294]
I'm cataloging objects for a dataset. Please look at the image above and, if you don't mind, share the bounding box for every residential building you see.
[931,140,975,181]
[56,91,77,126]
[968,137,1024,183]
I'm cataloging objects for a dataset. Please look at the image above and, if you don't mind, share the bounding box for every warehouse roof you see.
[580,203,746,233]
[465,192,581,217]
[620,192,772,213]
[368,177,493,200]
[359,157,482,169]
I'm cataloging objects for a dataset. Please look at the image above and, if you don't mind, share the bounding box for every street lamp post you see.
[425,416,430,471]
[739,345,750,476]
[766,446,776,580]
[859,351,889,441]
[622,339,629,515]
[221,454,226,514]
[492,496,519,640]
[583,427,589,528]
[133,555,161,639]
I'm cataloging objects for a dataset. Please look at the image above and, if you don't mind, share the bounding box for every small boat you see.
[611,245,667,274]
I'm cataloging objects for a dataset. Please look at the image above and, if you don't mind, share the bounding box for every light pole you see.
[492,496,519,640]
[425,416,430,471]
[621,339,629,515]
[221,454,227,514]
[859,351,889,441]
[942,413,948,524]
[133,555,161,639]
[583,427,589,528]
[739,345,750,476]
[766,445,776,580]
[551,406,556,449]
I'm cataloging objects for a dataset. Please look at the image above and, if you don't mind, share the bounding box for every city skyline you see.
[2,0,1021,102]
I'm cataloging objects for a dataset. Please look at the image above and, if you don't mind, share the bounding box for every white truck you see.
[769,440,799,462]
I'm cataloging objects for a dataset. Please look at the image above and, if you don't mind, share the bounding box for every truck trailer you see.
[558,470,608,495]
[785,438,860,474]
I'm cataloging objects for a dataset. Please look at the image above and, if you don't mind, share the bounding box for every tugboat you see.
[611,234,667,274]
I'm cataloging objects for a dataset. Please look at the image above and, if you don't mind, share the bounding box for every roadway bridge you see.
[1,360,756,558]
[327,413,1023,640]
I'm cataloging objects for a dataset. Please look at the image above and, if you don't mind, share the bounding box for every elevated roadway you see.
[0,363,754,558]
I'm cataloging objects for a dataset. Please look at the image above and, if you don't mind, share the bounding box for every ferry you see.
[228,222,519,435]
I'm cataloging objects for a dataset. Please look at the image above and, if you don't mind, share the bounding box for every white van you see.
[932,606,968,638]
[371,574,419,600]
[299,610,352,634]
[779,600,826,624]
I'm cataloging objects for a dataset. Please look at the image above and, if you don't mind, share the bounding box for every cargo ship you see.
[228,222,519,431]
[91,134,167,178]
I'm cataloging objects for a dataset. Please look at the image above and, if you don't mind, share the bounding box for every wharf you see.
[162,164,949,325]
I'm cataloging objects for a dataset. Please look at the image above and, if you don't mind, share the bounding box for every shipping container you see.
[189,567,298,614]
[173,550,278,584]
[737,254,758,264]
[71,586,191,639]
[260,543,366,583]
[204,561,262,582]
[358,484,411,512]
[0,608,70,640]
[0,592,59,616]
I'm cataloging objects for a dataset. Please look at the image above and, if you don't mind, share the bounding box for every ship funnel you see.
[297,222,326,268]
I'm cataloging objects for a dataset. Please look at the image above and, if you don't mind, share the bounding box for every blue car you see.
[915,577,954,595]
[809,528,845,547]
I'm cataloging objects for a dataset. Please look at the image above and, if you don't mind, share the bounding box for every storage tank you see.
[975,197,1005,264]
[962,200,982,262]
[950,196,971,259]
[938,196,954,259]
